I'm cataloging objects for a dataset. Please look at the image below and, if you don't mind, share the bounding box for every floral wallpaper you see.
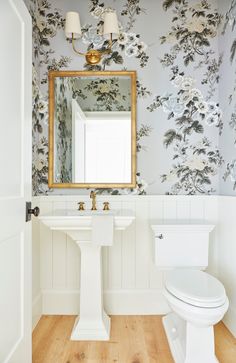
[54,77,73,183]
[219,0,236,194]
[64,76,131,112]
[24,0,236,195]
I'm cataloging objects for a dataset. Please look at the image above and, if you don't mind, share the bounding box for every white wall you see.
[32,195,219,322]
[218,197,236,336]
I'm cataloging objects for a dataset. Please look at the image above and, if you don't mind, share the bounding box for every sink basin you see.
[39,209,135,341]
[40,209,135,232]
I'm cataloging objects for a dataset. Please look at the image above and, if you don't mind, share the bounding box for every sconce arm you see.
[70,33,115,64]
[72,33,86,56]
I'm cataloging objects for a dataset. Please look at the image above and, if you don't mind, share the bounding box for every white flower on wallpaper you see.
[82,27,104,48]
[205,102,222,126]
[117,32,147,58]
[162,96,185,116]
[172,75,196,90]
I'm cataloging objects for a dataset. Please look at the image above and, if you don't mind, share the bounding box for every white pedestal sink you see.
[39,209,135,341]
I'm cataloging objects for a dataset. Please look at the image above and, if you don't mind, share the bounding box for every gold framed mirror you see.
[48,70,136,189]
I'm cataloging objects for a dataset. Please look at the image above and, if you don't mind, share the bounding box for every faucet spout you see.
[90,191,97,211]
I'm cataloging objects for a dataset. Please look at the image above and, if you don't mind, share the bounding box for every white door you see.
[0,1,32,363]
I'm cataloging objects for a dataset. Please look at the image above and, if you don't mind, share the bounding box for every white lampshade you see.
[65,11,82,39]
[103,11,119,37]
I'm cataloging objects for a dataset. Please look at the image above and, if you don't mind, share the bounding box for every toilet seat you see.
[165,270,226,308]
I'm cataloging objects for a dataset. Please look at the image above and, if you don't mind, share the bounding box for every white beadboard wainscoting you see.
[32,195,219,325]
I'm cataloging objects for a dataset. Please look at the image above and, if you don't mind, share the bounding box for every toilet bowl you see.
[163,269,229,363]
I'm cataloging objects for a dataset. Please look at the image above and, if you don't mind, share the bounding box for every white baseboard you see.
[32,293,42,330]
[223,305,236,338]
[42,289,170,315]
[104,290,169,315]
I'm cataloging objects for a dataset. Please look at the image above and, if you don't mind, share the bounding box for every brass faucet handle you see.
[103,202,110,211]
[78,202,85,211]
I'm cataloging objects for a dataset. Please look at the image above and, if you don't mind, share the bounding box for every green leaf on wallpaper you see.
[192,11,205,18]
[163,0,183,11]
[230,40,236,63]
[191,121,204,134]
[176,116,189,126]
[41,38,50,47]
[160,36,167,44]
[182,121,203,137]
[164,130,182,148]
[102,51,123,67]
[184,54,194,66]
[193,148,206,156]
[200,38,210,47]
[200,176,211,185]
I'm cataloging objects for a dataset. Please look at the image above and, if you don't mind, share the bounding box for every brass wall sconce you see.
[65,10,119,65]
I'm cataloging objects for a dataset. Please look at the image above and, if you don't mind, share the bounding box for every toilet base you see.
[163,313,219,363]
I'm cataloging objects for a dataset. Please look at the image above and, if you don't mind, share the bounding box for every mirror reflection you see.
[49,71,136,188]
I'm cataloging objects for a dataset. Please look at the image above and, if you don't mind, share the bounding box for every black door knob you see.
[26,202,40,222]
[29,206,40,217]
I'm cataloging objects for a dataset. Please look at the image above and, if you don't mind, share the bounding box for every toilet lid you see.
[165,270,226,308]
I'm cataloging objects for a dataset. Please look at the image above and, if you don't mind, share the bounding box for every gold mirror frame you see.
[48,70,137,189]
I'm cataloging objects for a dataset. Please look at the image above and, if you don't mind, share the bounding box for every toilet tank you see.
[151,220,215,269]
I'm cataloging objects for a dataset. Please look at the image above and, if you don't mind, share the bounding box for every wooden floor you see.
[32,316,236,363]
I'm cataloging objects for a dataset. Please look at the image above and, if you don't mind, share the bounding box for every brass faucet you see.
[90,191,97,210]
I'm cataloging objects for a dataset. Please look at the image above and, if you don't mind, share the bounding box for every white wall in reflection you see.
[72,99,131,183]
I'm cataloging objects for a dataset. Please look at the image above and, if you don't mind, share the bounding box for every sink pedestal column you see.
[70,241,110,341]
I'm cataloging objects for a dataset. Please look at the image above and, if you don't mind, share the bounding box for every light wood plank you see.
[33,316,236,363]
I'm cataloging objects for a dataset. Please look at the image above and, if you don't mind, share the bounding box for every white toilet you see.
[151,221,229,363]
